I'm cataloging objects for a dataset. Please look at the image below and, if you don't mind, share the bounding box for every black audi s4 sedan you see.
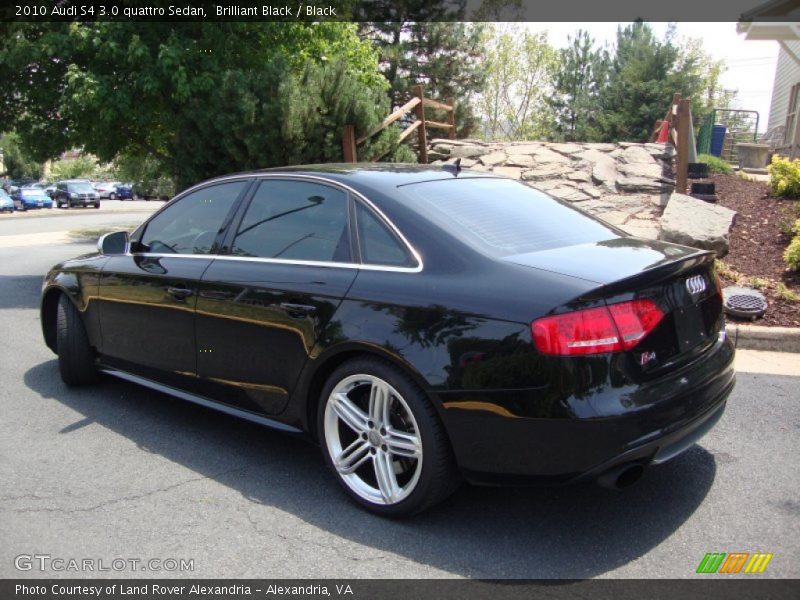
[41,164,735,516]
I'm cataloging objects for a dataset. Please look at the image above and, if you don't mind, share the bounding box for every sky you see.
[522,22,780,131]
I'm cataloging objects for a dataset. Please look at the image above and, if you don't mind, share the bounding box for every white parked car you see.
[94,181,122,199]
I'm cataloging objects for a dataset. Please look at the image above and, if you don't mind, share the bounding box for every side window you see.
[355,202,414,267]
[231,180,351,262]
[139,181,247,255]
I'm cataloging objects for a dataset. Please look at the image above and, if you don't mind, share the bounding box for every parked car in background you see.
[54,180,100,209]
[44,184,57,198]
[94,181,122,200]
[40,165,735,516]
[12,187,53,210]
[0,189,14,212]
[114,184,137,200]
[3,178,36,194]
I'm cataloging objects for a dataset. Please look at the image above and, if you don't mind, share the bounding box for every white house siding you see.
[767,40,800,133]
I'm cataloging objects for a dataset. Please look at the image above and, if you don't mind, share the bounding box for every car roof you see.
[199,163,503,192]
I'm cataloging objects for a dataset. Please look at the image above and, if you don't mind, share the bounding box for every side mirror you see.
[98,231,129,255]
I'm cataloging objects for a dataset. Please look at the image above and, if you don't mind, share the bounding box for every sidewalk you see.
[735,349,800,376]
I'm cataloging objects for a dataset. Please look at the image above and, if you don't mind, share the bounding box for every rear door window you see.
[355,202,414,267]
[231,180,351,263]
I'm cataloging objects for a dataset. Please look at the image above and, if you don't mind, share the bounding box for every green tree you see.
[594,22,678,142]
[548,30,608,142]
[0,22,394,191]
[594,22,726,143]
[0,131,41,179]
[478,28,558,141]
[47,154,109,181]
[360,13,487,137]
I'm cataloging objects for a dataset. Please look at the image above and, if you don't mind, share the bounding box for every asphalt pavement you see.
[0,214,798,579]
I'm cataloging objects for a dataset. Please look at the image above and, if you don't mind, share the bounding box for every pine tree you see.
[360,16,487,137]
[548,30,608,142]
[595,21,678,142]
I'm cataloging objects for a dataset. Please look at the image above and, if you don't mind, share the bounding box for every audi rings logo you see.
[685,275,707,297]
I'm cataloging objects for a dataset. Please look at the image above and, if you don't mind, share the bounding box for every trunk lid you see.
[506,238,725,375]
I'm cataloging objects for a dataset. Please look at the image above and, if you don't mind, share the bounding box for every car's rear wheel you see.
[109,193,116,200]
[56,295,98,386]
[319,358,460,517]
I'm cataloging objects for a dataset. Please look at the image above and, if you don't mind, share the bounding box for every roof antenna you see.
[443,157,462,176]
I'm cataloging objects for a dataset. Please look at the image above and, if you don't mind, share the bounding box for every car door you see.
[96,179,251,382]
[195,178,357,415]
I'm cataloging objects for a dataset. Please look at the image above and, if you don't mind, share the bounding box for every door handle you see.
[167,286,193,301]
[279,302,317,318]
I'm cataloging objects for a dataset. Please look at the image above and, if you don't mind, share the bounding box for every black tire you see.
[93,203,100,209]
[56,295,98,386]
[318,357,460,517]
[109,193,116,200]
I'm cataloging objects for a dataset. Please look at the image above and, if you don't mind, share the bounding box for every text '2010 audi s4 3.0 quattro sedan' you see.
[41,164,735,516]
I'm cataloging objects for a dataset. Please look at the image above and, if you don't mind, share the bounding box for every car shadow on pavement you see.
[24,361,717,579]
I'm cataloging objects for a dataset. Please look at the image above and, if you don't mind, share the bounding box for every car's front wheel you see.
[319,358,460,517]
[56,295,98,386]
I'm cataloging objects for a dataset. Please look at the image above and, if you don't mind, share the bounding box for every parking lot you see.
[0,209,798,579]
[0,199,161,220]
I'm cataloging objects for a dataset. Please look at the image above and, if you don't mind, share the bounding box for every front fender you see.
[40,255,108,353]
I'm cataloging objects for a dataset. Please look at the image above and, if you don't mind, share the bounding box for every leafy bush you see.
[714,259,741,283]
[785,233,800,271]
[697,153,733,174]
[778,202,800,235]
[776,282,799,302]
[769,155,800,198]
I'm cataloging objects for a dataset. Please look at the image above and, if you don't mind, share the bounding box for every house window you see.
[785,83,800,146]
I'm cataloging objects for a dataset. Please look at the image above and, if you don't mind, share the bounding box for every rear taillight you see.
[532,299,664,356]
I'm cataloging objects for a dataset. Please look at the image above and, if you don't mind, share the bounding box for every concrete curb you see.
[726,323,800,353]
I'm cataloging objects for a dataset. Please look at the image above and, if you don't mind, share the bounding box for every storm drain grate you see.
[722,286,767,320]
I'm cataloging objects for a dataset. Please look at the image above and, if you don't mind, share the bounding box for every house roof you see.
[737,0,800,68]
[740,0,800,21]
[737,0,800,39]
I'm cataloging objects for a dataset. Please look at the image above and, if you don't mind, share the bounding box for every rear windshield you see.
[398,178,618,256]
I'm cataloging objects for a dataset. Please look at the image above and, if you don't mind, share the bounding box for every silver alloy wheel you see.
[324,374,423,505]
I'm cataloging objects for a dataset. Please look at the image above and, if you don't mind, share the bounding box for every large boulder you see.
[479,151,507,166]
[618,145,657,164]
[491,166,522,179]
[659,193,737,257]
[450,145,486,159]
[591,161,618,193]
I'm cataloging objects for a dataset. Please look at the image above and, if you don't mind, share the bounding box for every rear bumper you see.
[439,334,735,485]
